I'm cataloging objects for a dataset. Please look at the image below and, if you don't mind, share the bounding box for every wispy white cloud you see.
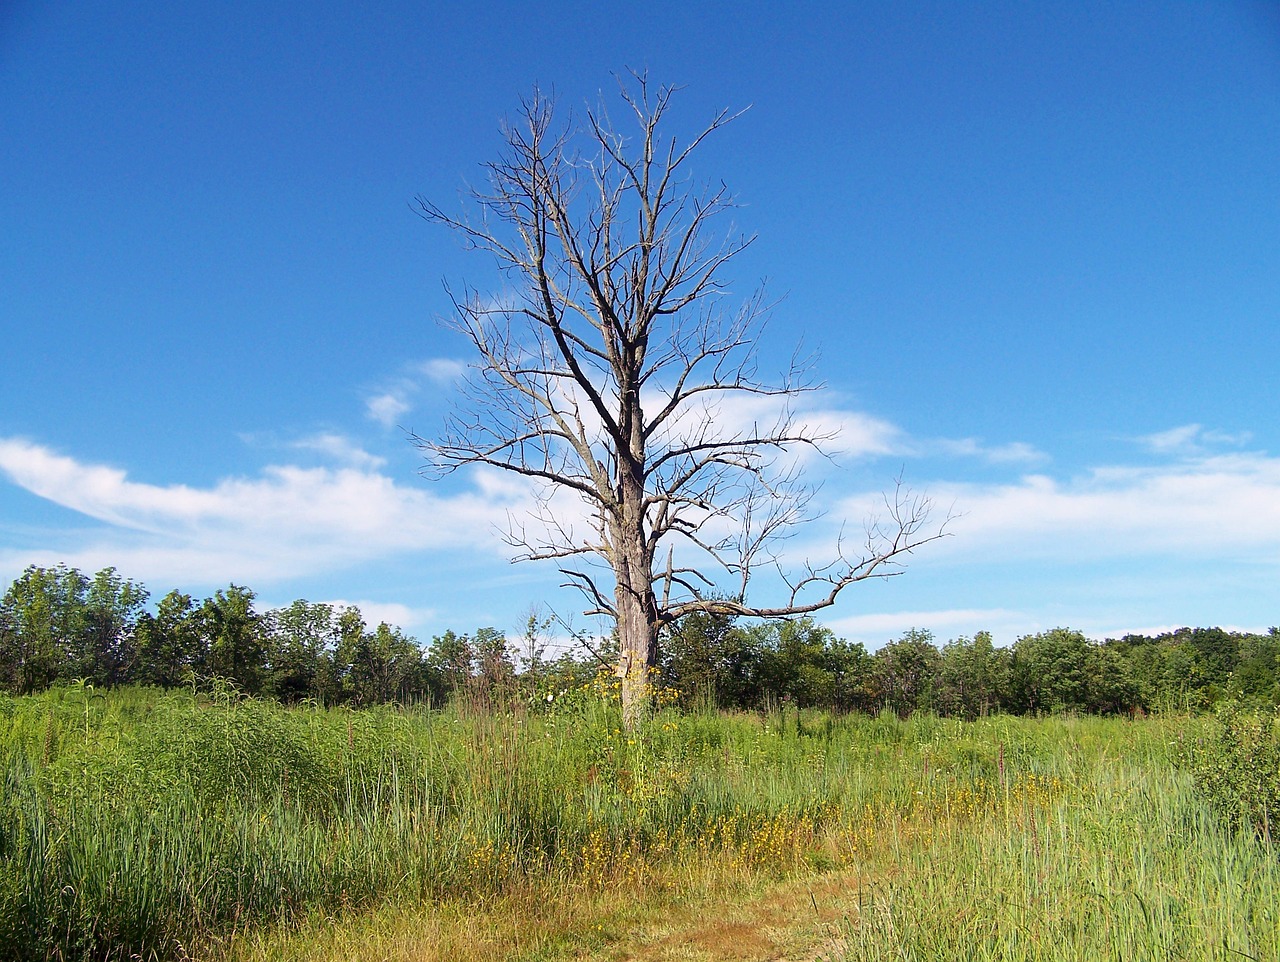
[658,393,1041,468]
[646,391,904,470]
[362,357,469,427]
[290,433,386,469]
[0,437,529,586]
[365,392,412,427]
[931,437,1048,465]
[826,608,1028,646]
[319,599,437,631]
[835,449,1280,564]
[413,351,1033,480]
[418,358,466,385]
[1139,424,1203,454]
[1136,423,1252,455]
[810,409,903,460]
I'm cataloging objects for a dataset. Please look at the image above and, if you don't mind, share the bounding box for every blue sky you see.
[2,0,1278,648]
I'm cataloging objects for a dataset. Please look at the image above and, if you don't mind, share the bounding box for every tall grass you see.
[819,716,1280,962]
[0,685,876,959]
[0,684,1272,961]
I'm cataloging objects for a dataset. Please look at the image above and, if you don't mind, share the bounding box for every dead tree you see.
[415,74,944,727]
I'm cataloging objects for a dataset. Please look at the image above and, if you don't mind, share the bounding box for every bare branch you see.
[415,74,948,724]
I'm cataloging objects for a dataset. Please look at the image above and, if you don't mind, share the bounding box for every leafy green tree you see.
[752,618,842,709]
[1105,634,1163,710]
[133,590,205,688]
[1188,627,1240,686]
[0,564,145,690]
[0,565,83,692]
[265,600,346,703]
[1230,630,1280,708]
[345,622,424,706]
[198,585,266,694]
[937,631,1009,719]
[827,637,876,714]
[327,607,370,703]
[875,629,942,717]
[1156,639,1210,710]
[1010,628,1090,714]
[1121,627,1259,710]
[79,567,149,685]
[662,610,761,709]
[424,629,476,700]
[322,607,368,703]
[0,594,39,694]
[1085,642,1142,715]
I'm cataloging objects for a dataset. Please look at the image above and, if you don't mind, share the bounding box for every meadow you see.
[1,681,1277,961]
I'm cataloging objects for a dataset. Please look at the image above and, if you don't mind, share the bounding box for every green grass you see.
[0,684,1276,961]
[819,747,1280,961]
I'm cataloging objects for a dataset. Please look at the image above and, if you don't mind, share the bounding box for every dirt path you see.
[222,868,870,962]
[557,871,866,962]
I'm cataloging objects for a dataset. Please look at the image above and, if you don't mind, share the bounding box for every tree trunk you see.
[615,560,659,728]
[614,438,657,728]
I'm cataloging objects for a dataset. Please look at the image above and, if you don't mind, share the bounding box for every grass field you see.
[1,683,1276,961]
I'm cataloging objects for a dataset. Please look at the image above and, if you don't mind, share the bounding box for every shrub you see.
[1184,698,1280,842]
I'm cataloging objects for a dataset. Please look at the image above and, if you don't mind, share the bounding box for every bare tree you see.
[415,74,945,726]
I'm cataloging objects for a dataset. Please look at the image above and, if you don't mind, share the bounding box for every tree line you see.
[0,564,514,707]
[663,613,1280,716]
[1,564,1275,715]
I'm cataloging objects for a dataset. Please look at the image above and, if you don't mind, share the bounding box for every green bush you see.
[1184,698,1280,842]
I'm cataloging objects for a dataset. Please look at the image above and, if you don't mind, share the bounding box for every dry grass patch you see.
[216,863,771,962]
[590,872,874,962]
[219,867,875,962]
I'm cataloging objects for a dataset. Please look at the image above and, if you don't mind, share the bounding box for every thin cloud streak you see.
[0,437,526,586]
[832,451,1280,564]
[362,357,468,429]
[1136,423,1252,455]
[319,599,437,631]
[399,355,1033,475]
[930,437,1048,465]
[419,358,466,385]
[826,608,1026,646]
[290,433,387,469]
